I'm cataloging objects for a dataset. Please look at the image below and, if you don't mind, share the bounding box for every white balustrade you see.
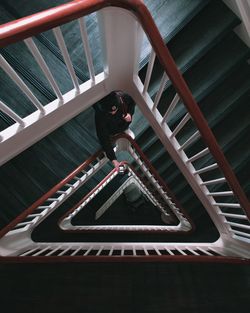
[0,99,25,127]
[53,27,80,92]
[78,17,96,83]
[143,49,156,94]
[24,37,64,102]
[152,73,168,110]
[161,93,180,124]
[0,55,45,113]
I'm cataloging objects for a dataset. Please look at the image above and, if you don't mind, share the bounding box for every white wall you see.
[223,0,250,47]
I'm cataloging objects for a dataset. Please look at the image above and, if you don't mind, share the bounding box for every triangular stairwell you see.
[0,0,249,263]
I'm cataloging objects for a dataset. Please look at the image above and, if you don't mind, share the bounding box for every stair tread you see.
[146,0,240,94]
[140,0,210,67]
[157,33,250,122]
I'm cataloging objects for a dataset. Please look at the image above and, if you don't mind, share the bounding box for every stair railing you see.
[59,161,191,232]
[94,174,165,222]
[0,149,108,240]
[2,241,250,263]
[130,45,250,248]
[0,0,249,259]
[0,134,194,258]
[0,0,110,165]
[1,134,250,261]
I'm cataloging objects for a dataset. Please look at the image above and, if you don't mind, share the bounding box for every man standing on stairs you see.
[94,90,135,169]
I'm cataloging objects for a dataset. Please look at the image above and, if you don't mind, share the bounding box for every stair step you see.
[146,0,240,95]
[140,0,210,68]
[135,126,156,150]
[158,32,250,116]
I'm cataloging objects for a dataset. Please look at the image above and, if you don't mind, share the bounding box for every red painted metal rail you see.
[0,149,104,239]
[58,160,190,233]
[0,135,194,239]
[0,0,249,217]
[115,134,194,228]
[59,164,120,222]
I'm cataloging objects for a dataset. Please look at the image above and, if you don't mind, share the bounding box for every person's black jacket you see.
[94,91,135,161]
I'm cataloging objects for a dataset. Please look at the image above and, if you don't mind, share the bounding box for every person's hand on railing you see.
[112,159,120,170]
[112,159,127,174]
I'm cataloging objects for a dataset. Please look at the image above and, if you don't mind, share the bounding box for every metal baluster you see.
[232,230,250,238]
[0,99,25,127]
[83,246,93,256]
[179,130,200,151]
[161,93,180,124]
[176,247,186,255]
[186,248,199,255]
[143,49,156,94]
[96,246,104,256]
[171,113,190,138]
[226,221,250,231]
[78,17,95,83]
[200,177,226,185]
[215,203,241,208]
[197,247,213,256]
[58,247,71,256]
[46,247,62,256]
[208,191,234,196]
[0,55,45,113]
[152,73,168,110]
[219,212,247,220]
[187,148,209,163]
[53,27,80,92]
[165,248,174,255]
[33,247,51,256]
[20,248,40,256]
[194,163,218,175]
[24,37,63,102]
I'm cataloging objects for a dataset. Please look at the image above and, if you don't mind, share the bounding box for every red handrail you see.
[0,0,142,47]
[59,165,119,221]
[0,136,194,239]
[0,149,104,239]
[115,134,194,229]
[0,0,249,215]
[59,161,190,233]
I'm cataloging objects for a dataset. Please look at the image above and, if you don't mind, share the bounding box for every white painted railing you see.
[129,44,250,248]
[0,136,193,255]
[13,242,232,259]
[0,0,249,261]
[59,159,191,232]
[94,175,159,221]
[2,238,250,262]
[0,10,107,165]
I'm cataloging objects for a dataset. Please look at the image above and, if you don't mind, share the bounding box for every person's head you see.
[99,91,123,114]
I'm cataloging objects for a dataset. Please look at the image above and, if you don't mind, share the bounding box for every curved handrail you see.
[0,0,248,214]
